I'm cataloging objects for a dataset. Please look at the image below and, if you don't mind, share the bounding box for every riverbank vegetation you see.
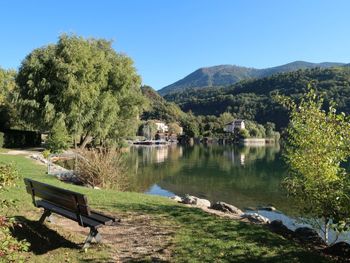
[278,88,350,243]
[0,154,336,262]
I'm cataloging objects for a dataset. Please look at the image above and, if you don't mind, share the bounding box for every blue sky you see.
[1,0,350,89]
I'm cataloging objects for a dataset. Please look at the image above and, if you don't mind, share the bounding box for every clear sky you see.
[1,0,350,90]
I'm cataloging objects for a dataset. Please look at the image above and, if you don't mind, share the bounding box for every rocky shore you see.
[170,194,350,259]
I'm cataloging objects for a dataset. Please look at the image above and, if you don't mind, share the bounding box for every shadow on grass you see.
[11,216,79,255]
[104,202,332,263]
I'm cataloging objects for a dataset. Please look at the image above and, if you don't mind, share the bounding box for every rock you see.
[323,241,350,258]
[268,220,294,237]
[259,206,276,212]
[170,195,182,202]
[181,195,211,207]
[181,195,197,205]
[210,202,243,215]
[196,198,211,208]
[293,227,326,246]
[241,213,270,224]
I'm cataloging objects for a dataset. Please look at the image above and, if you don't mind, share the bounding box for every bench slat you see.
[24,178,91,216]
[37,200,101,228]
[89,210,116,225]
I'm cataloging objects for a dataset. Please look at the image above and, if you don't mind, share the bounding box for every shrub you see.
[42,149,51,159]
[0,132,4,148]
[46,115,70,153]
[0,163,18,190]
[0,163,29,262]
[74,148,128,190]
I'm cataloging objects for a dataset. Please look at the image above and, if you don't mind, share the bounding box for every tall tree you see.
[16,34,144,148]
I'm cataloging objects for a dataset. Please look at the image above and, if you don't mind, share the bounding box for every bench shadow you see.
[11,216,80,255]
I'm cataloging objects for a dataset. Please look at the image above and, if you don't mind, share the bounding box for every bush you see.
[0,132,3,148]
[0,163,29,262]
[46,115,70,153]
[42,149,51,159]
[74,148,128,190]
[0,163,18,190]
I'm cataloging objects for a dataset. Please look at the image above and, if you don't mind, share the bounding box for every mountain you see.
[158,61,345,96]
[163,67,350,129]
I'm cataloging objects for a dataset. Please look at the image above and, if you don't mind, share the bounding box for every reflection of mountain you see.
[127,144,297,215]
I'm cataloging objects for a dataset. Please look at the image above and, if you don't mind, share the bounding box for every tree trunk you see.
[80,131,92,149]
[324,217,329,244]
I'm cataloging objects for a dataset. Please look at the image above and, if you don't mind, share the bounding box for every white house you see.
[224,119,245,133]
[155,121,169,133]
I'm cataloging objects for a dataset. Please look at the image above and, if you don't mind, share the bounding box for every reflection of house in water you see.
[155,146,169,163]
[223,150,245,166]
[132,145,184,167]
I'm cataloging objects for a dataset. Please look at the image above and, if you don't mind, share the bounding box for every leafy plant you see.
[42,149,51,159]
[0,163,29,262]
[0,132,4,149]
[277,87,350,242]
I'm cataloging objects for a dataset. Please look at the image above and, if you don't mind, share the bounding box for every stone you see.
[196,198,211,208]
[323,241,350,258]
[241,213,270,224]
[181,195,197,205]
[170,195,182,202]
[259,206,276,212]
[210,202,243,215]
[268,220,294,237]
[181,195,211,208]
[293,227,326,246]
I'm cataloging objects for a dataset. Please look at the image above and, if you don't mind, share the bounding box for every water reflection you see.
[126,144,296,214]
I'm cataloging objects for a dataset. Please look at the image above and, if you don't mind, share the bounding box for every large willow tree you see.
[16,34,144,148]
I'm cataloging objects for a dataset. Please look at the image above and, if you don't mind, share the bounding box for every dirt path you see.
[29,211,175,262]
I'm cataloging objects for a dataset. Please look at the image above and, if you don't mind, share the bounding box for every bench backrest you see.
[24,178,91,218]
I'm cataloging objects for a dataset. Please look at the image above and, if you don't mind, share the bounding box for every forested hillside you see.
[158,61,344,96]
[164,67,350,129]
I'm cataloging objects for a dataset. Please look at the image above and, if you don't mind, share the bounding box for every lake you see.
[126,144,296,213]
[126,144,350,244]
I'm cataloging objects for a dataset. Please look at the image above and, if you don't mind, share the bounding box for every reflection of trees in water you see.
[126,144,295,214]
[126,145,184,192]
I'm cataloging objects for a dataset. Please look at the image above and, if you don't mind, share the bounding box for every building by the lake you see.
[224,119,245,133]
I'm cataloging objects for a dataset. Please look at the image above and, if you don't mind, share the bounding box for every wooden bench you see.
[24,178,119,248]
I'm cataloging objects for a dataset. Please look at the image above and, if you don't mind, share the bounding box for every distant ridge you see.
[158,61,345,96]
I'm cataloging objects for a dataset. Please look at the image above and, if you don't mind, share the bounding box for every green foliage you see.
[0,68,23,130]
[279,88,350,240]
[46,114,70,153]
[141,120,158,140]
[141,85,186,123]
[168,122,182,135]
[164,67,350,130]
[16,34,144,147]
[181,113,200,138]
[0,132,3,148]
[159,62,343,96]
[0,163,18,190]
[0,163,29,262]
[42,149,51,159]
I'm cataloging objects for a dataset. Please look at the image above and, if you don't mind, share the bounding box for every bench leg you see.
[83,228,101,249]
[39,209,53,224]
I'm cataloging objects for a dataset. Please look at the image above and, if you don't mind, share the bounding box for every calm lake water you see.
[126,144,295,213]
[126,144,350,244]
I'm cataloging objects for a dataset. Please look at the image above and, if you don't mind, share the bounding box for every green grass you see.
[0,154,334,262]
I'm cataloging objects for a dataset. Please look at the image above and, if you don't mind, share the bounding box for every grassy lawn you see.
[0,154,334,262]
